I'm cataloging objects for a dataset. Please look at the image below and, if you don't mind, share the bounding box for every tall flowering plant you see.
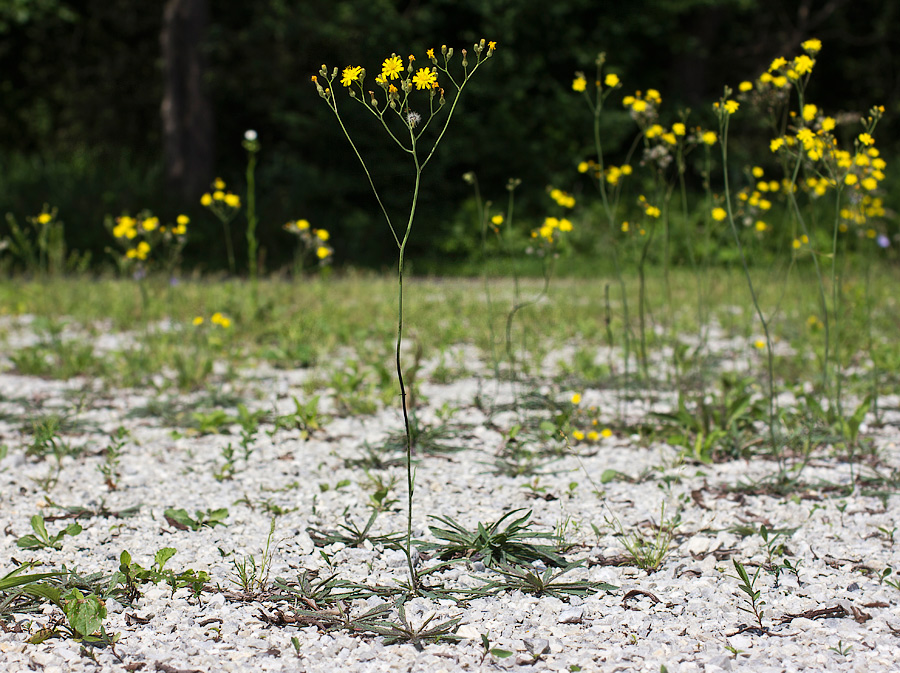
[315,40,495,589]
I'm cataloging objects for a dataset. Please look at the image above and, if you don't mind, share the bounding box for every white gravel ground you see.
[2,322,900,673]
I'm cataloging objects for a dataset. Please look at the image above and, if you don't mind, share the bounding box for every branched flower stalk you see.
[316,40,495,590]
[716,88,782,473]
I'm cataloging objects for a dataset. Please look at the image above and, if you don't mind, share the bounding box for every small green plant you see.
[27,587,117,646]
[229,518,277,596]
[270,395,322,439]
[213,443,237,481]
[307,509,404,549]
[419,508,567,568]
[16,515,82,550]
[109,548,210,601]
[163,507,229,531]
[828,640,852,657]
[608,502,681,571]
[729,559,766,631]
[190,408,232,435]
[97,426,128,491]
[879,567,900,591]
[482,561,617,600]
[479,631,513,663]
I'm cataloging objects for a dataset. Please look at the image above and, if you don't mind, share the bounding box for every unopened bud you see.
[461,49,467,67]
[441,44,447,55]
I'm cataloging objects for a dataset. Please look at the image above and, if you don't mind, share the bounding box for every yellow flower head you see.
[801,38,822,54]
[177,214,190,226]
[672,122,686,136]
[701,131,717,146]
[426,48,435,60]
[753,339,766,350]
[792,54,814,76]
[297,219,310,230]
[572,430,585,441]
[381,55,403,80]
[711,207,727,222]
[214,178,226,190]
[201,193,212,206]
[37,213,52,224]
[587,430,599,442]
[316,228,330,241]
[571,393,582,405]
[572,75,587,92]
[802,104,818,122]
[738,80,753,92]
[769,57,787,72]
[192,316,204,326]
[604,73,620,87]
[224,193,241,208]
[141,216,159,231]
[211,312,231,328]
[858,132,875,146]
[341,65,363,87]
[316,246,331,259]
[491,214,504,225]
[412,66,438,90]
[770,137,785,152]
[577,160,590,173]
[755,220,767,232]
[601,428,613,439]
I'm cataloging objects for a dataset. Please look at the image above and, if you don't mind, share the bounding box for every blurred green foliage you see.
[1,0,897,271]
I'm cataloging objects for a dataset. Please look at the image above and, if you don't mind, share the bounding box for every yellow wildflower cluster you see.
[192,312,232,329]
[770,104,886,204]
[549,188,576,208]
[567,397,613,443]
[533,216,574,243]
[201,178,241,211]
[604,164,633,185]
[283,219,334,267]
[316,39,495,114]
[109,211,189,265]
[623,89,661,118]
[638,195,661,219]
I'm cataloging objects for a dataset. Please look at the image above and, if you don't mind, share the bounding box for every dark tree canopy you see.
[1,0,897,270]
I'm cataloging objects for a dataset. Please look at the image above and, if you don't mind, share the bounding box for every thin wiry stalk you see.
[718,102,781,472]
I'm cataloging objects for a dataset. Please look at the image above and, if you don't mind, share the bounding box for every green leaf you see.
[154,547,177,571]
[63,589,106,638]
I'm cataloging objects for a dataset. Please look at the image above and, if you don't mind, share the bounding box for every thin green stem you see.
[719,109,781,471]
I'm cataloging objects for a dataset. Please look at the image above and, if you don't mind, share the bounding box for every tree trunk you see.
[160,0,213,201]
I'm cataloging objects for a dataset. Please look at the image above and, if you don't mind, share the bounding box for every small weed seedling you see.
[307,509,404,549]
[17,515,82,550]
[110,548,210,601]
[419,508,566,568]
[480,631,513,663]
[608,502,682,571]
[229,518,277,596]
[270,395,322,440]
[482,561,617,600]
[729,559,766,632]
[163,507,229,531]
[97,426,128,490]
